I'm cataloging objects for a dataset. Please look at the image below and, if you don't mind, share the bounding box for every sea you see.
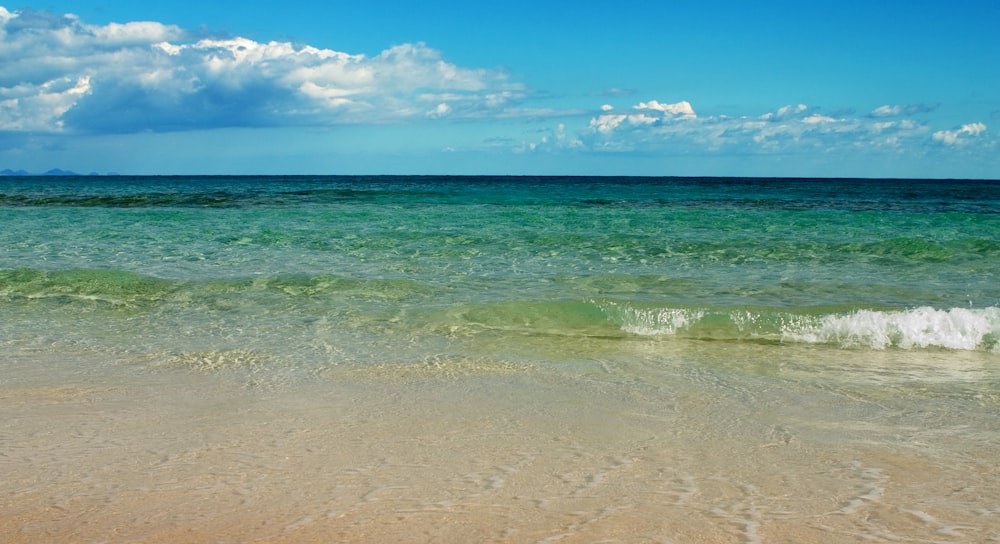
[1,175,999,543]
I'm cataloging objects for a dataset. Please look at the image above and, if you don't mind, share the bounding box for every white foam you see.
[615,306,704,336]
[786,306,1000,351]
[604,299,1000,352]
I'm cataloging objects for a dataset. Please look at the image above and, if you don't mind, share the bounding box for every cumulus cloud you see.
[0,76,91,131]
[933,122,988,145]
[634,100,696,118]
[587,100,697,137]
[760,103,808,122]
[0,6,524,133]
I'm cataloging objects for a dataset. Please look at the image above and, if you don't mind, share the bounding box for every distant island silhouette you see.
[1,169,119,176]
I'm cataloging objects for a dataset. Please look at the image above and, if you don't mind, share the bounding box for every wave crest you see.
[787,306,1000,351]
[599,300,999,352]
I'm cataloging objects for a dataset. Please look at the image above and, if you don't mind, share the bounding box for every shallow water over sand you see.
[3,340,998,543]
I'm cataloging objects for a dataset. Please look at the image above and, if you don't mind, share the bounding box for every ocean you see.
[2,175,999,542]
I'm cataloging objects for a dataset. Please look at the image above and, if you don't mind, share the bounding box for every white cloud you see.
[586,99,698,137]
[802,114,836,124]
[0,76,91,130]
[933,122,988,145]
[298,81,358,109]
[634,100,696,118]
[871,104,903,117]
[869,103,938,118]
[761,104,807,121]
[426,102,451,119]
[92,21,183,45]
[589,113,627,134]
[559,101,984,156]
[0,6,524,133]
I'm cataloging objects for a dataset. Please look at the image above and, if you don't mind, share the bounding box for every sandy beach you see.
[4,343,998,543]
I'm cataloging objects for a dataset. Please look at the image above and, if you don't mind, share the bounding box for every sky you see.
[1,1,998,178]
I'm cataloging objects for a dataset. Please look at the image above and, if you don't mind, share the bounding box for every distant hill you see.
[0,168,115,176]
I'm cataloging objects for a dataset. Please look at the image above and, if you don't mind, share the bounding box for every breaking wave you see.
[599,300,1000,352]
[3,267,998,352]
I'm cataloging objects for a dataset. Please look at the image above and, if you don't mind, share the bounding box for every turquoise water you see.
[2,176,998,360]
[2,176,1000,542]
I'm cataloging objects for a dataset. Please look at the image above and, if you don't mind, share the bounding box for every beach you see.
[2,176,999,542]
[4,344,999,542]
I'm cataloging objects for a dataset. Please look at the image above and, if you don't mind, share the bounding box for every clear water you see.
[2,176,999,542]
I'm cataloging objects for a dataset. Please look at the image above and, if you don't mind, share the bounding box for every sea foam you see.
[604,300,999,352]
[786,306,1000,351]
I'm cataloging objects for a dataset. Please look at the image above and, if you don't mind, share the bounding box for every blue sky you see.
[1,1,998,178]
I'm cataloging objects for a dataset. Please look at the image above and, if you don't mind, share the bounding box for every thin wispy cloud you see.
[868,103,939,118]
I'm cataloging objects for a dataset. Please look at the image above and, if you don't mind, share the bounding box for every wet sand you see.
[3,348,999,543]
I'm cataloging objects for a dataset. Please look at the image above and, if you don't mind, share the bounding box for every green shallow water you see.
[1,175,998,377]
[2,176,999,360]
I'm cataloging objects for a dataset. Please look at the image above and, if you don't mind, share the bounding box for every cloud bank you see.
[530,100,993,159]
[0,6,523,133]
